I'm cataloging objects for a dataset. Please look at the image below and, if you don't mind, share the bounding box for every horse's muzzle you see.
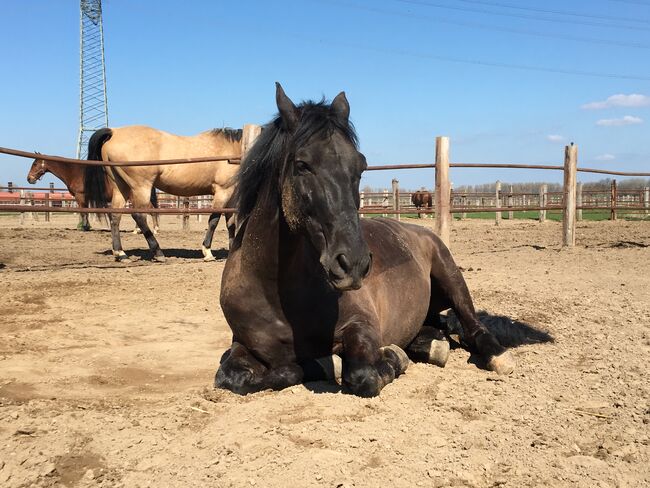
[328,251,372,291]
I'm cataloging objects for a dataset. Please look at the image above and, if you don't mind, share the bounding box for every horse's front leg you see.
[341,323,409,397]
[215,342,303,395]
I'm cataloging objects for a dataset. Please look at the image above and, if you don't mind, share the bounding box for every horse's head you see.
[276,83,372,291]
[27,153,48,184]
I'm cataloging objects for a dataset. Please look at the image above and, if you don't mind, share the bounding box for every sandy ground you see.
[0,213,648,488]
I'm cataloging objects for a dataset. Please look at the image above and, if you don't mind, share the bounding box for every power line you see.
[317,0,650,50]
[606,0,650,6]
[299,35,650,81]
[457,0,650,25]
[393,0,650,31]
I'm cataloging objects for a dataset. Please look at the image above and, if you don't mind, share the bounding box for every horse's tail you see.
[84,128,113,209]
[150,187,158,208]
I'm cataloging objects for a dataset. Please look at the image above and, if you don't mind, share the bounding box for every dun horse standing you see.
[215,84,515,398]
[84,126,244,261]
[27,154,158,231]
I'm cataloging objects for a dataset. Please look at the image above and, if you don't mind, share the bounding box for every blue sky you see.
[1,0,649,190]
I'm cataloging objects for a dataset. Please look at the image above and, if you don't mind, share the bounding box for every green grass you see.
[453,210,649,222]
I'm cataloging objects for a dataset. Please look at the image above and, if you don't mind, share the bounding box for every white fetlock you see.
[428,339,450,367]
[202,245,215,261]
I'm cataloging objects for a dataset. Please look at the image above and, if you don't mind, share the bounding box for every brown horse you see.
[215,84,515,398]
[411,189,432,218]
[83,126,243,262]
[26,154,159,232]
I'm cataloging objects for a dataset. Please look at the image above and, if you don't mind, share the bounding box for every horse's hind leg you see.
[406,327,450,367]
[201,212,221,261]
[215,342,303,395]
[108,190,128,261]
[428,239,515,375]
[131,189,165,262]
[341,322,409,397]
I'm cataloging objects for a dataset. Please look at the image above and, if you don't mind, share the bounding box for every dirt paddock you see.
[0,214,648,487]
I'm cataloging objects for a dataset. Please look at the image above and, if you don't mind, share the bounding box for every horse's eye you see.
[295,160,311,174]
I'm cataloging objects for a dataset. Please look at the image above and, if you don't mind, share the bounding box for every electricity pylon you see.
[76,0,108,159]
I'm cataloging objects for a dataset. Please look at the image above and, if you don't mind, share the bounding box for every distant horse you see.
[26,154,158,232]
[215,84,514,398]
[411,190,432,218]
[83,126,243,262]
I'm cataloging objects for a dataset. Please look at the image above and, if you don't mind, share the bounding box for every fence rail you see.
[1,140,649,247]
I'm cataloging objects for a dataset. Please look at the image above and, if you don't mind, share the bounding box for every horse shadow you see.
[444,310,554,371]
[96,248,229,261]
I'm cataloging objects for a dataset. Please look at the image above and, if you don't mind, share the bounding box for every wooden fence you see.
[2,134,650,248]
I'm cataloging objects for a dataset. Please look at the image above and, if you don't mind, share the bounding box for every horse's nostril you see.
[336,253,351,273]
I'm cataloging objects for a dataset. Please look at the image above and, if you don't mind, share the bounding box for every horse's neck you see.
[239,197,310,281]
[46,161,82,191]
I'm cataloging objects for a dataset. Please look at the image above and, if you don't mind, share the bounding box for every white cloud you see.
[582,94,650,110]
[596,115,643,127]
[595,153,616,161]
[546,134,565,142]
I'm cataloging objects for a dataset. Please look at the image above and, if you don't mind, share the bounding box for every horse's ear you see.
[330,91,350,124]
[275,82,298,131]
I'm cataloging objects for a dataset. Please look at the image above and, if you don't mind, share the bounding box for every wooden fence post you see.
[19,189,25,225]
[392,178,400,221]
[360,191,365,217]
[539,184,547,223]
[576,182,583,221]
[44,192,50,222]
[508,185,514,220]
[562,144,578,247]
[461,194,467,220]
[610,180,617,221]
[182,197,190,230]
[644,187,649,215]
[434,136,451,247]
[495,181,502,226]
[242,124,262,156]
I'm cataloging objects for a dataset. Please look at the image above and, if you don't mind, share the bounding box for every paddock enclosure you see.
[0,213,648,487]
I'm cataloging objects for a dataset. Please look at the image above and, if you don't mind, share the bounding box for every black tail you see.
[150,187,158,208]
[84,128,113,208]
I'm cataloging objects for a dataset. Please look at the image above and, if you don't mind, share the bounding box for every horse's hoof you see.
[202,246,215,261]
[113,251,129,262]
[487,351,515,375]
[311,355,343,381]
[381,344,410,375]
[152,253,166,263]
[428,339,450,368]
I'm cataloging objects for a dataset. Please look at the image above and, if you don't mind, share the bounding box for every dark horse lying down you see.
[216,84,515,397]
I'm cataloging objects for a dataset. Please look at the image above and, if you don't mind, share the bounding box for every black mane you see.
[210,127,243,143]
[235,99,358,221]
